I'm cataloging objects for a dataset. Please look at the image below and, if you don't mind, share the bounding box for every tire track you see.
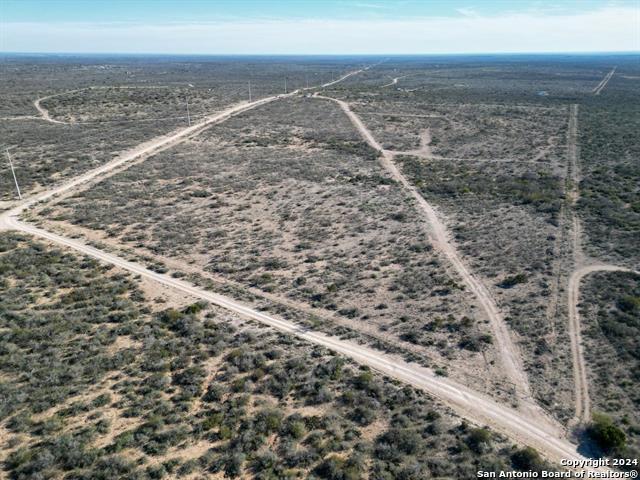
[592,67,616,95]
[565,103,638,425]
[315,94,532,399]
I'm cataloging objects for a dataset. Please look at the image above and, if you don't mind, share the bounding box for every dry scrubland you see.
[40,97,506,390]
[26,56,640,423]
[337,59,616,100]
[1,83,247,199]
[2,54,639,476]
[0,56,365,201]
[0,232,548,480]
[325,78,575,418]
[0,56,355,117]
[0,117,183,201]
[321,56,640,422]
[579,271,640,459]
[577,73,640,267]
[353,102,566,160]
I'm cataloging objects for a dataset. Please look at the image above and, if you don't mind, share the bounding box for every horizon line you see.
[2,50,639,57]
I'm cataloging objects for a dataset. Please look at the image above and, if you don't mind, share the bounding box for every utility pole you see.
[306,75,309,89]
[186,96,191,126]
[284,76,287,94]
[5,148,22,200]
[248,80,252,102]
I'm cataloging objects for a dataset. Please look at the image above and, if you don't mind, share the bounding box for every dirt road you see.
[9,95,290,218]
[568,263,638,424]
[29,67,365,126]
[3,214,601,467]
[0,65,612,468]
[567,105,580,205]
[563,103,639,424]
[592,67,616,95]
[316,95,532,398]
[318,66,370,88]
[380,75,408,88]
[33,92,77,124]
[4,66,369,213]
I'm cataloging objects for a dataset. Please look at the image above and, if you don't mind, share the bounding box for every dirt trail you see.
[3,65,368,210]
[0,65,613,468]
[359,112,444,119]
[33,91,82,124]
[564,103,639,425]
[4,97,283,220]
[565,103,589,425]
[4,216,602,468]
[36,217,456,369]
[318,66,371,88]
[592,67,616,95]
[380,75,408,88]
[567,105,581,205]
[315,94,532,400]
[0,115,41,122]
[387,129,432,158]
[568,262,638,425]
[29,68,364,126]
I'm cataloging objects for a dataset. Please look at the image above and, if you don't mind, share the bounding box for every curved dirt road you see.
[29,67,365,126]
[316,95,531,397]
[33,91,79,124]
[0,65,612,470]
[6,67,368,213]
[568,263,639,424]
[8,95,283,219]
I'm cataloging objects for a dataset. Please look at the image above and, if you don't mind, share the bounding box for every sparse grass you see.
[43,96,500,385]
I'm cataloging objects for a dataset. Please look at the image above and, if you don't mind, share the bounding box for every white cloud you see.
[455,7,479,18]
[354,3,391,9]
[1,6,638,54]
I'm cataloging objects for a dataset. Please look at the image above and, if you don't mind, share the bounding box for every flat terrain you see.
[579,270,640,458]
[0,56,367,202]
[1,232,540,479]
[1,53,638,477]
[39,96,507,391]
[319,55,640,425]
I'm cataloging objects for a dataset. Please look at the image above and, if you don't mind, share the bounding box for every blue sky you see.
[1,1,631,22]
[1,0,638,54]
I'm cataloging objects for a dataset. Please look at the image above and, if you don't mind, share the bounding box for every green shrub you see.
[511,447,543,471]
[466,427,492,453]
[498,273,527,289]
[314,454,362,480]
[588,413,626,454]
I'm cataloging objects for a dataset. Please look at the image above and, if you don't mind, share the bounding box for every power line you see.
[5,148,22,199]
